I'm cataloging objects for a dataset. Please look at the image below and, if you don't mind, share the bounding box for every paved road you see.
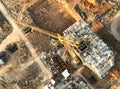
[0,1,52,83]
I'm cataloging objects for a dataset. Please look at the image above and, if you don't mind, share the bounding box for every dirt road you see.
[0,1,51,82]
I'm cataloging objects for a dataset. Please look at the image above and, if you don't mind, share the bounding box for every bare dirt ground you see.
[0,12,13,43]
[0,41,44,89]
[12,1,120,89]
[28,0,75,33]
[0,1,52,88]
[0,0,76,88]
[0,0,119,89]
[26,0,75,52]
[79,0,113,15]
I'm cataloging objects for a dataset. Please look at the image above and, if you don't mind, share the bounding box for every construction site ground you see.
[0,0,120,89]
[26,1,120,89]
[26,0,75,52]
[0,0,76,89]
[0,41,44,89]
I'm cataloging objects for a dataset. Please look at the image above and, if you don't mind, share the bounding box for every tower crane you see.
[18,22,80,63]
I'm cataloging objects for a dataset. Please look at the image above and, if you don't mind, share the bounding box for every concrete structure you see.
[63,21,115,79]
[62,69,70,79]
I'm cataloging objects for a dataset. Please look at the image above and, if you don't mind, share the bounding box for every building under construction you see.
[0,0,119,89]
[63,21,115,79]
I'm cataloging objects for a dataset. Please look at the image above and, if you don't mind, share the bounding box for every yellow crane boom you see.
[18,21,79,63]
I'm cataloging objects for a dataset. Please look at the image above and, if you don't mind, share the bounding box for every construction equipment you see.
[18,22,80,63]
[18,20,114,79]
